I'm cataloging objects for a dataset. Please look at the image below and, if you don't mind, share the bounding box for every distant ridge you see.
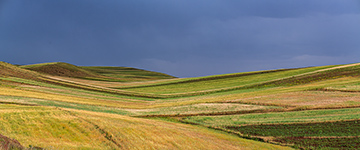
[20,62,175,82]
[20,62,98,78]
[0,61,39,79]
[81,66,175,79]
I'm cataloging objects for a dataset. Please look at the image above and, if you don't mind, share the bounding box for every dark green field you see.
[224,120,360,149]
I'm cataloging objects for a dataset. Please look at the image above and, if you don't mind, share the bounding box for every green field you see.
[183,108,360,126]
[1,61,360,149]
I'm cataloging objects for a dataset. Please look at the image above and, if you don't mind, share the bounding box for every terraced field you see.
[1,61,360,149]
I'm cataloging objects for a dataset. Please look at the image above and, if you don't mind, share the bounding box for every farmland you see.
[1,61,360,149]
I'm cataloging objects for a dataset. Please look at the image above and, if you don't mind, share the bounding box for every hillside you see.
[1,61,360,149]
[20,62,175,82]
[0,61,40,79]
[81,66,175,81]
[21,62,98,78]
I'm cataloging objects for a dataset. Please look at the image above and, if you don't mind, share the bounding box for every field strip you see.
[19,85,148,103]
[174,106,360,121]
[45,76,130,91]
[230,118,360,126]
[0,77,153,102]
[0,87,149,108]
[118,68,297,89]
[57,76,180,88]
[44,76,130,91]
[43,75,251,98]
[136,108,284,117]
[41,76,162,99]
[245,63,360,86]
[273,63,360,80]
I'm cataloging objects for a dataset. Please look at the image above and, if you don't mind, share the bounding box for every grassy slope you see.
[31,65,335,100]
[0,104,289,149]
[2,62,360,109]
[81,66,175,80]
[2,61,360,149]
[0,61,294,149]
[17,62,358,100]
[21,62,98,78]
[117,65,339,96]
[0,61,40,79]
[20,62,175,82]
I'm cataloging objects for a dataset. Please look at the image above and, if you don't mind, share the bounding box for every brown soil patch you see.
[0,134,24,150]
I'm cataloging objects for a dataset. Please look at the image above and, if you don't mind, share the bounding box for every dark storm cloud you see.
[1,0,360,77]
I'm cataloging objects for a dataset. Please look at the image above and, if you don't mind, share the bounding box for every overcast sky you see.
[1,0,360,77]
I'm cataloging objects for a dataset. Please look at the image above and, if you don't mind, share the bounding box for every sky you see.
[1,0,360,77]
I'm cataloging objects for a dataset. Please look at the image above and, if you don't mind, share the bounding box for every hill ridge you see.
[0,61,40,79]
[20,62,175,82]
[21,62,99,78]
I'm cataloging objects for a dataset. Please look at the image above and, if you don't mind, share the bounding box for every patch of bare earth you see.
[0,134,24,150]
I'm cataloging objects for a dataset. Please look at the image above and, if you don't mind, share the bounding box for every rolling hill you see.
[21,62,99,78]
[0,61,40,79]
[81,66,175,80]
[21,62,175,82]
[1,61,360,149]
